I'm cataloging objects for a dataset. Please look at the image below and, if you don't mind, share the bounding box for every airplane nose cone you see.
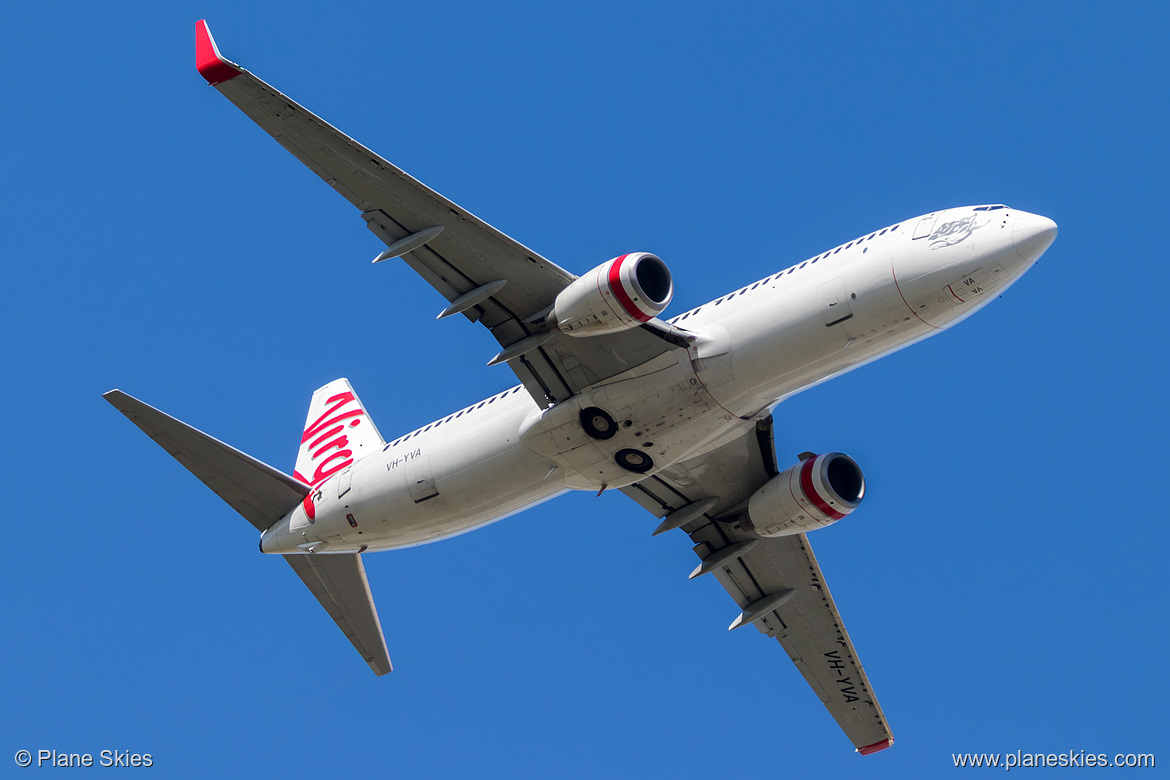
[1013,211,1058,263]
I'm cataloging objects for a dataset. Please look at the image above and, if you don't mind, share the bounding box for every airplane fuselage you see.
[261,205,1054,554]
[97,23,1063,744]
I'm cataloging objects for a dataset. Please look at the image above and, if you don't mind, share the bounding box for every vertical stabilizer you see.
[294,378,384,487]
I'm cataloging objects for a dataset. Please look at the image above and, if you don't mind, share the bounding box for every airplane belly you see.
[690,261,935,413]
[264,402,566,552]
[354,426,564,550]
[518,350,746,489]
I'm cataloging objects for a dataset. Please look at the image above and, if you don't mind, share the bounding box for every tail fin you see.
[294,378,385,487]
[103,389,308,531]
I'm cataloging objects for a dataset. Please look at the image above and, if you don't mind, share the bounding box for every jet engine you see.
[550,253,673,336]
[743,453,864,538]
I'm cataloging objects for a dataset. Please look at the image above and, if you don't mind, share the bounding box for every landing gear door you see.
[820,278,853,327]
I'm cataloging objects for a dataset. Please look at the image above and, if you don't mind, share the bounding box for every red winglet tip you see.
[195,19,242,86]
[857,738,893,756]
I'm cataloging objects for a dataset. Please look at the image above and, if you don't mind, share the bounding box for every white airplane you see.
[105,20,1057,756]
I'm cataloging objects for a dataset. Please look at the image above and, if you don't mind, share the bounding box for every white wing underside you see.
[203,33,690,407]
[621,419,894,754]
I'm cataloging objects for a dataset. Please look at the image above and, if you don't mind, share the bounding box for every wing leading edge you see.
[194,20,687,408]
[621,419,894,755]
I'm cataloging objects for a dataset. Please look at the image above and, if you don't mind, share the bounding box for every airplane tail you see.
[104,386,392,676]
[294,378,385,488]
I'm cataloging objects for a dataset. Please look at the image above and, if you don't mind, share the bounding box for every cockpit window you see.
[974,204,1008,211]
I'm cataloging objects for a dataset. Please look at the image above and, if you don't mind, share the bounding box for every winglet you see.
[857,738,894,756]
[196,20,242,86]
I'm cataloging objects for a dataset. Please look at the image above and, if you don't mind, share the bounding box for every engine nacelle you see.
[744,453,865,538]
[550,253,673,337]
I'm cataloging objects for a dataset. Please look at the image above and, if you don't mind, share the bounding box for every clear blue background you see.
[4,2,1166,776]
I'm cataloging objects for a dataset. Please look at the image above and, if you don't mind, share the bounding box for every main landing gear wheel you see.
[580,407,618,440]
[615,448,654,473]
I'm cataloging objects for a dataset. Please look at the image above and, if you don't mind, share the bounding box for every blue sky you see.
[4,2,1167,776]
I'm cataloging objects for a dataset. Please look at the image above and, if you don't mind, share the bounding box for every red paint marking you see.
[294,391,370,516]
[891,268,939,330]
[594,257,628,324]
[946,284,966,303]
[293,469,316,520]
[608,254,652,322]
[312,449,353,484]
[858,738,893,756]
[800,457,845,520]
[312,434,351,461]
[195,21,242,86]
[309,424,345,451]
[303,393,363,443]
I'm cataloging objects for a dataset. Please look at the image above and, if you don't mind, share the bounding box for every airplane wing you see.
[620,418,895,755]
[284,553,392,676]
[196,21,688,406]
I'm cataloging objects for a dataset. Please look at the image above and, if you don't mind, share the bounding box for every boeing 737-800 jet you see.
[104,21,1057,756]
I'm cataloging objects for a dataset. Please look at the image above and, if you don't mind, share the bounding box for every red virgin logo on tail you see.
[293,391,366,519]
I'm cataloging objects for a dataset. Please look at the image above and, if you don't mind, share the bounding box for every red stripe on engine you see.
[608,254,652,322]
[800,457,846,520]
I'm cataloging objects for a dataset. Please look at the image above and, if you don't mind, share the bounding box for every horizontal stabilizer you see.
[284,553,392,675]
[103,390,308,532]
